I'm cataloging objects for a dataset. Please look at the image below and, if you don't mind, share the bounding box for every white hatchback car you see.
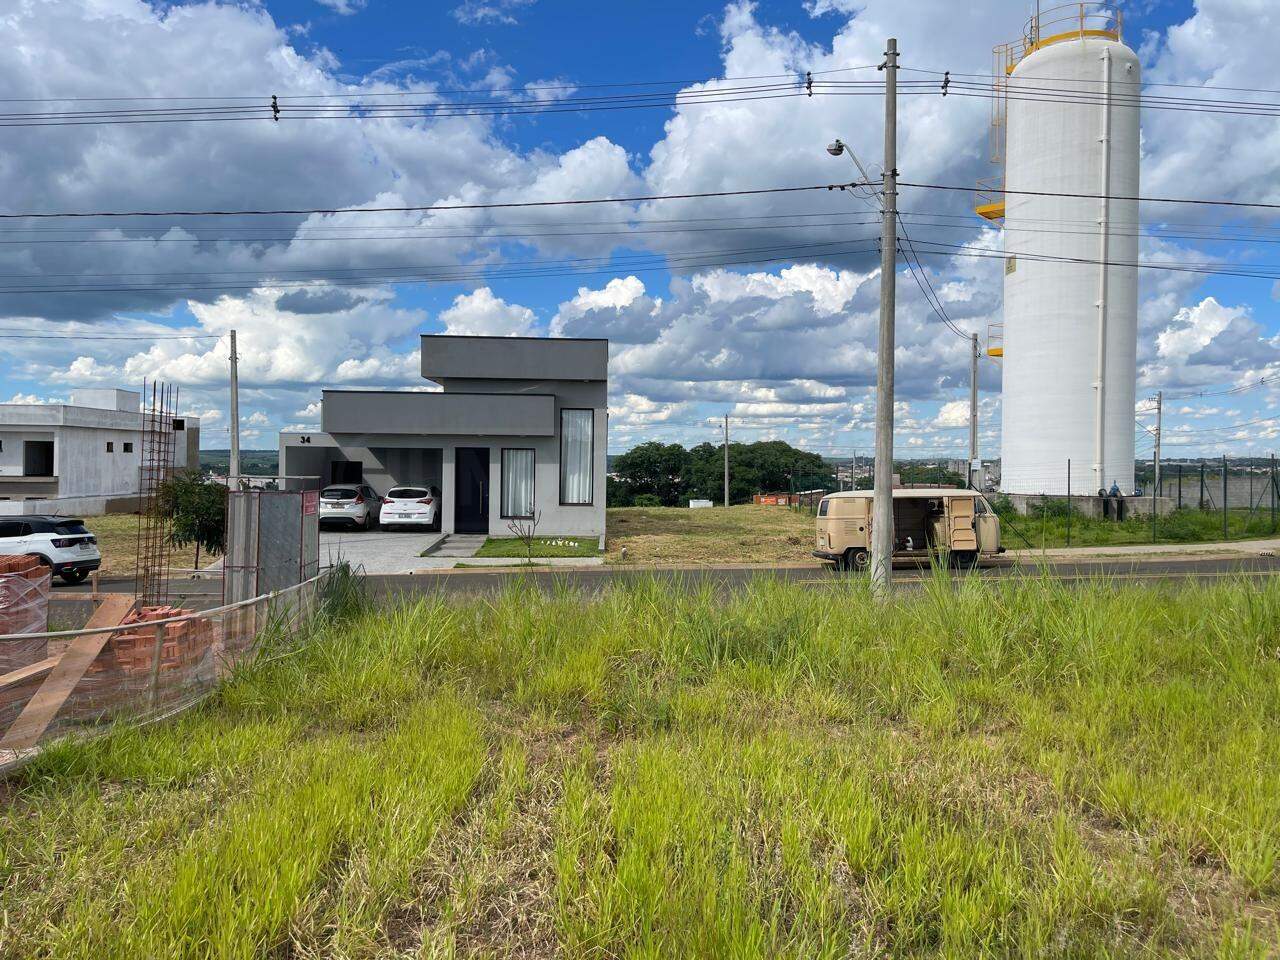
[318,484,382,530]
[380,486,441,531]
[0,515,102,584]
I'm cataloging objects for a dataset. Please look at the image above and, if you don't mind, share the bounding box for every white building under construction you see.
[0,389,200,515]
[978,4,1140,495]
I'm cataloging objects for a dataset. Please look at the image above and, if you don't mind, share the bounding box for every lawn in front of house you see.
[474,536,601,559]
[605,504,814,565]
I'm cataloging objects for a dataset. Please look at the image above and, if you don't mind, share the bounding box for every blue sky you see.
[0,0,1276,464]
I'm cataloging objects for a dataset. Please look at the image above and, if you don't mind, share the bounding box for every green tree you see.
[155,470,227,569]
[611,442,691,506]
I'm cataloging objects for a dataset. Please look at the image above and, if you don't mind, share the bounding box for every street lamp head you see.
[826,140,846,157]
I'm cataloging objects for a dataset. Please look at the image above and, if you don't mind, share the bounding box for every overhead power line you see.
[0,331,218,340]
[1165,375,1280,400]
[893,213,969,341]
[0,181,859,220]
[900,65,1280,98]
[0,64,879,104]
[899,180,1280,212]
[0,238,881,295]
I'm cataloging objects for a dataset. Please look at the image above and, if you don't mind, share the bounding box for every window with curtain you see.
[501,448,535,519]
[560,409,594,505]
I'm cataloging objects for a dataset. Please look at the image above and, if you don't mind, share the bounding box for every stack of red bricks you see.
[91,606,217,679]
[0,555,52,667]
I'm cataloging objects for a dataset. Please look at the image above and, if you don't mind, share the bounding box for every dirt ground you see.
[604,505,815,565]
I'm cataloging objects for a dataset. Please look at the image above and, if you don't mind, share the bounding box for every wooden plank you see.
[0,655,58,691]
[0,594,134,751]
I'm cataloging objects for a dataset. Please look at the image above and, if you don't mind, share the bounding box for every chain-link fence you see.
[0,568,337,769]
[993,456,1280,548]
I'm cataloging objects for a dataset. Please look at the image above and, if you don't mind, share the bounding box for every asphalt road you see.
[364,554,1280,599]
[58,554,1280,605]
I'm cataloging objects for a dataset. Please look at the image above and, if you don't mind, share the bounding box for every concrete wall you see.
[1004,492,1176,519]
[55,425,142,498]
[0,493,137,517]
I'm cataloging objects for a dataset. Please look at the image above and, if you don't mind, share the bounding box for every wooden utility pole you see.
[229,329,241,483]
[723,414,730,508]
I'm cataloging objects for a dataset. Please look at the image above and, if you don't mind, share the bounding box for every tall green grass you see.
[2,573,1279,956]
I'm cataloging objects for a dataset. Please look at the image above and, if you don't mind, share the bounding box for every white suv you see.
[0,515,102,584]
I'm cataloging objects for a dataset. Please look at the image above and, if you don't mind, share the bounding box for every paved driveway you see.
[319,526,444,574]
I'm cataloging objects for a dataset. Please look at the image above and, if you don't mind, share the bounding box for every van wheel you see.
[950,550,978,571]
[842,549,870,573]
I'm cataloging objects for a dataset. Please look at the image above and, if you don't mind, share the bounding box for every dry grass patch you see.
[605,504,815,565]
[78,513,201,576]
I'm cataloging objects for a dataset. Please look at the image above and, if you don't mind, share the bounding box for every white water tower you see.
[977,5,1140,495]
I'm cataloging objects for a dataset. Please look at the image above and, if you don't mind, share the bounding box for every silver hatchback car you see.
[318,484,383,530]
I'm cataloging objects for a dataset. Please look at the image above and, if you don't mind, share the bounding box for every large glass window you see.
[559,409,594,505]
[501,448,535,519]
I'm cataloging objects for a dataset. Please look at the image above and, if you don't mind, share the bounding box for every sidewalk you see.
[1008,536,1280,560]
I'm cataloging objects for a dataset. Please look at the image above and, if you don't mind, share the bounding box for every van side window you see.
[817,499,830,517]
[974,498,989,515]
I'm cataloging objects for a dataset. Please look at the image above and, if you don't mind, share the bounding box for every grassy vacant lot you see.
[605,504,813,564]
[3,576,1279,957]
[79,513,200,576]
[1009,506,1280,551]
[475,536,601,559]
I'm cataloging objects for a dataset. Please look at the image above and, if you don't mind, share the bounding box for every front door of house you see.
[454,447,489,533]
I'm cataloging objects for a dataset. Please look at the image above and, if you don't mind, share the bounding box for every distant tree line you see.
[607,440,835,507]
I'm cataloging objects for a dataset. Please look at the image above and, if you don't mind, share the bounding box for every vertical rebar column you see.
[135,380,178,607]
[1199,461,1206,510]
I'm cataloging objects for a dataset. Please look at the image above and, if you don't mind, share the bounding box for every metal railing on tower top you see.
[978,3,1124,216]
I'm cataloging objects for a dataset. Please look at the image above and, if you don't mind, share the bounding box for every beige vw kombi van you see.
[813,488,1003,571]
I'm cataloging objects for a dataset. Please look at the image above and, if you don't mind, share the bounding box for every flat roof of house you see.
[420,334,608,383]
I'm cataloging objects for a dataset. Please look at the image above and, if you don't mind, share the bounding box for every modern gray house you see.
[279,335,607,540]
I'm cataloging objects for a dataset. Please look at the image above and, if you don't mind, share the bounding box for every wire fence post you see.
[1066,458,1072,547]
[1040,492,1047,554]
[1264,455,1274,537]
[147,622,165,712]
[1199,460,1206,510]
[1151,451,1158,542]
[1176,462,1182,510]
[1222,454,1229,540]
